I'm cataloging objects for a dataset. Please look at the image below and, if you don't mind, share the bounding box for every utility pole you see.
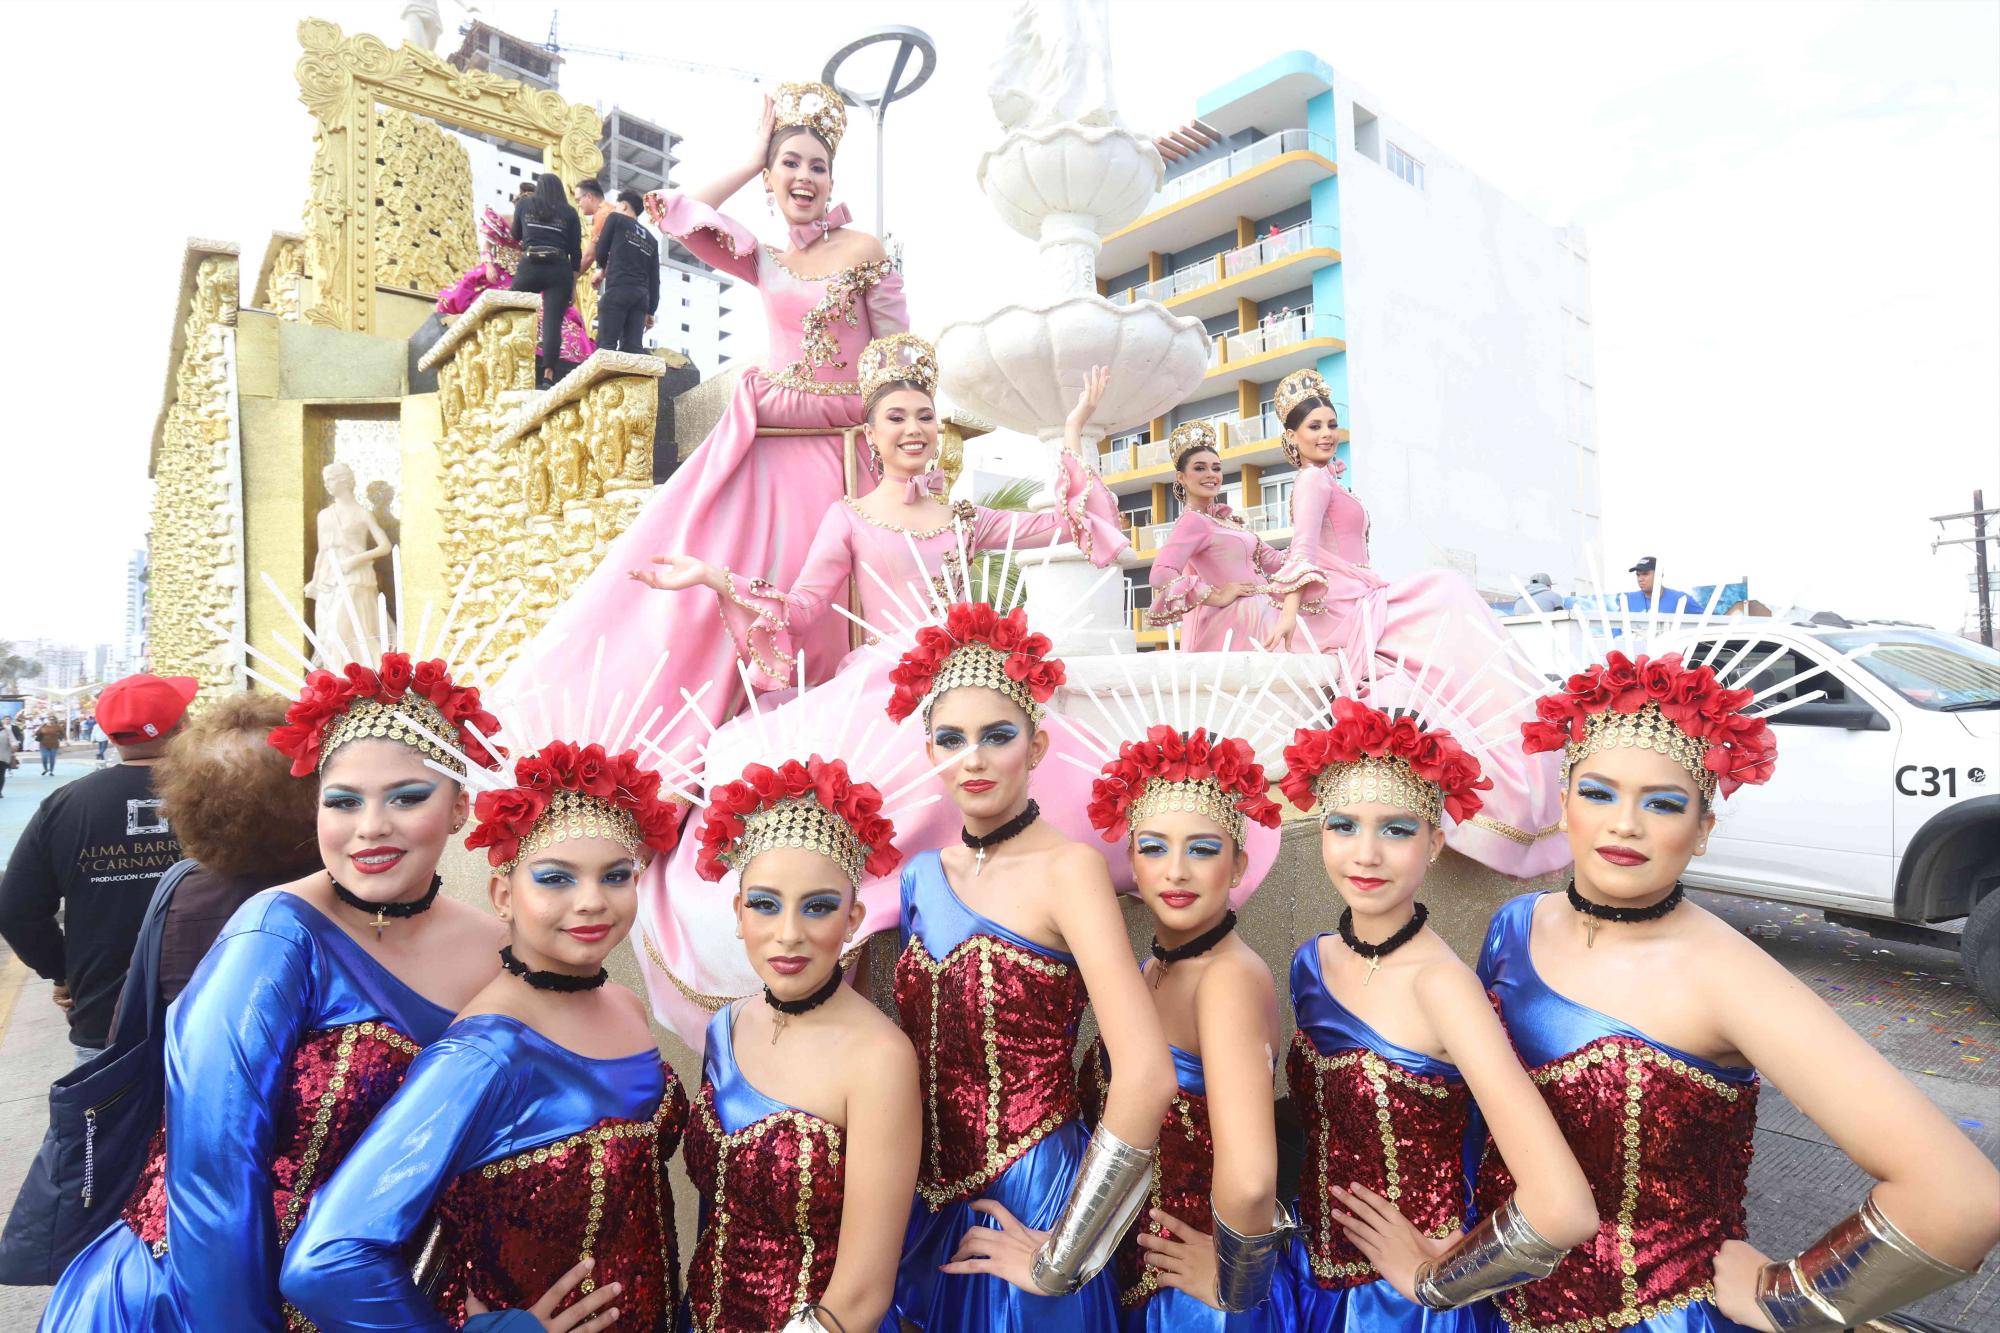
[1930,489,1996,646]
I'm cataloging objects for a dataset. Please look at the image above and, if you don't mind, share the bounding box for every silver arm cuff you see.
[1029,1123,1155,1296]
[1213,1200,1297,1312]
[1755,1191,1978,1333]
[1413,1195,1570,1311]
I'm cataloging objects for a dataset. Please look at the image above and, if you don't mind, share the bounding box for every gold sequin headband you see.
[1274,368,1335,426]
[726,795,868,886]
[498,788,648,874]
[1128,777,1247,846]
[773,81,847,156]
[1565,701,1717,800]
[924,643,1046,727]
[321,695,466,779]
[860,332,939,402]
[1312,756,1443,827]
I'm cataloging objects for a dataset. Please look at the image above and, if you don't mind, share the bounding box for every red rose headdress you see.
[465,740,689,872]
[1280,697,1492,826]
[1086,725,1282,845]
[695,755,901,886]
[1520,650,1775,799]
[887,601,1066,726]
[266,651,502,779]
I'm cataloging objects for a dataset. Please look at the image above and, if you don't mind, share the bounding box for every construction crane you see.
[541,9,771,86]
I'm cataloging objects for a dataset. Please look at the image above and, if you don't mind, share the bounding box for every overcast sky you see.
[2,0,1994,651]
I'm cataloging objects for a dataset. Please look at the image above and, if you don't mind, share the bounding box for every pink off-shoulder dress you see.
[1145,506,1285,651]
[1272,463,1566,877]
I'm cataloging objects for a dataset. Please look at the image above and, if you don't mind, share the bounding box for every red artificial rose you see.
[1600,654,1645,711]
[376,653,414,698]
[1636,656,1680,704]
[411,659,453,704]
[573,743,615,798]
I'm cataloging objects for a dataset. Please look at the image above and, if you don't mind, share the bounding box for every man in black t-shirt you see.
[594,190,661,354]
[0,673,194,1062]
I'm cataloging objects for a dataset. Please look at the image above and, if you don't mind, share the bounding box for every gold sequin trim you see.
[902,932,1074,1209]
[1469,814,1565,846]
[1565,701,1716,802]
[1120,1090,1204,1307]
[1128,778,1248,848]
[767,255,895,394]
[278,1022,421,1243]
[1313,756,1442,827]
[841,495,961,540]
[321,696,465,777]
[502,789,646,872]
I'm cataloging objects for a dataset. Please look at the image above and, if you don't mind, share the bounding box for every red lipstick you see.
[563,924,612,943]
[349,846,405,875]
[768,955,810,976]
[1346,876,1388,892]
[1159,891,1199,910]
[960,779,996,794]
[1595,846,1650,867]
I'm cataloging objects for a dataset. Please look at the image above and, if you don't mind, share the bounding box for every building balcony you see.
[1098,400,1349,494]
[1200,310,1345,386]
[1106,222,1339,321]
[1099,129,1337,275]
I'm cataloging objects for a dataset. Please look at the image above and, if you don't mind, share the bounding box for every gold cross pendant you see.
[1363,957,1380,986]
[770,1014,787,1045]
[372,910,388,941]
[1585,918,1599,948]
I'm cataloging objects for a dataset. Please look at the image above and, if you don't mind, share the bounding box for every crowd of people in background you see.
[504,172,664,388]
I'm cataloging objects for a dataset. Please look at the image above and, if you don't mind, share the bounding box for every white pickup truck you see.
[1504,615,2000,1014]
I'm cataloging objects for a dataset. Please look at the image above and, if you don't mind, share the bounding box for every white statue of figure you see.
[401,0,444,50]
[989,0,1120,130]
[305,462,396,664]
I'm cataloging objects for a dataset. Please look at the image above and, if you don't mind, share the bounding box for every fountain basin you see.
[977,123,1164,241]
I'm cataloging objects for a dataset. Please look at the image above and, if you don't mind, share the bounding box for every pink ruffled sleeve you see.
[643,193,760,284]
[967,454,1129,567]
[714,506,855,691]
[863,264,908,336]
[1145,514,1213,626]
[1266,466,1384,610]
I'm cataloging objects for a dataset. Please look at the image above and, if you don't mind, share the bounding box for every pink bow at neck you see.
[903,469,949,503]
[790,201,852,251]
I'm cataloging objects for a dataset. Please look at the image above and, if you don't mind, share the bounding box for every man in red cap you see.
[0,673,194,1064]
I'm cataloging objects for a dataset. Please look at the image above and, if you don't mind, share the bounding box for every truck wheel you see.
[1965,890,2000,1019]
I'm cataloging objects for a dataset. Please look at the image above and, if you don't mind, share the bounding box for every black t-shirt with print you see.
[0,763,182,1046]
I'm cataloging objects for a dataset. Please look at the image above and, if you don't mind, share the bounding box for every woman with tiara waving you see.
[1242,666,1598,1333]
[1065,658,1290,1331]
[1145,421,1285,651]
[283,711,692,1331]
[1476,638,1998,1333]
[625,337,1129,1046]
[41,629,508,1331]
[680,737,925,1333]
[515,81,907,781]
[1261,367,1566,880]
[886,600,1176,1332]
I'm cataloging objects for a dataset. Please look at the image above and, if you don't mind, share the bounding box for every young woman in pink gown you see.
[625,340,1130,1047]
[1145,421,1283,651]
[1262,369,1566,878]
[511,82,907,774]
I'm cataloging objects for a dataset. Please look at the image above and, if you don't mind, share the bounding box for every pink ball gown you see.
[635,473,1138,1048]
[1271,462,1566,876]
[1145,505,1284,650]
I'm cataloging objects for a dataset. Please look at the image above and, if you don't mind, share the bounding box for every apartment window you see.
[1352,105,1381,163]
[1386,142,1425,190]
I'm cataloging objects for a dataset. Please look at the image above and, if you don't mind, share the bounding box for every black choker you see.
[331,872,442,940]
[1151,910,1236,976]
[499,945,609,992]
[962,799,1040,876]
[1338,903,1428,985]
[765,961,843,1042]
[1566,880,1684,947]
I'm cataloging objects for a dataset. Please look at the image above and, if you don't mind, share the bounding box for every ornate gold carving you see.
[368,107,477,296]
[150,248,243,697]
[295,20,603,334]
[254,232,308,320]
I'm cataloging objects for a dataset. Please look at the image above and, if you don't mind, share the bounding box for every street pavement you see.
[0,755,1993,1326]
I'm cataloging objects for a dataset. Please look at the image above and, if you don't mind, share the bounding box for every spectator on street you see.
[1512,573,1564,615]
[91,717,110,763]
[35,716,63,776]
[0,712,15,796]
[136,693,320,1013]
[594,189,660,354]
[1622,555,1696,613]
[0,674,193,1063]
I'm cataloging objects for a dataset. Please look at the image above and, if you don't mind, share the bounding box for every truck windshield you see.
[1821,630,2000,711]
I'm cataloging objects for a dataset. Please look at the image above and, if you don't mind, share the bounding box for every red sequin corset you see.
[1080,1041,1216,1309]
[682,1078,846,1332]
[893,930,1087,1209]
[1475,1035,1758,1332]
[431,1065,689,1330]
[1287,1029,1472,1290]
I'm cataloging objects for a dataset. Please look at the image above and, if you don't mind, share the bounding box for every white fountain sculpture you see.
[941,0,1213,653]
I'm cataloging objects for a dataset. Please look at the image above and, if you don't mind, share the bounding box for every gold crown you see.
[1129,777,1246,845]
[1566,701,1716,800]
[925,643,1045,727]
[1312,755,1443,827]
[726,795,868,885]
[1167,419,1219,460]
[772,81,848,156]
[501,789,647,874]
[859,333,938,402]
[1274,369,1335,427]
[321,695,465,778]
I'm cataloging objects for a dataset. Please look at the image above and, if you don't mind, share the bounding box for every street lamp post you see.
[822,27,936,237]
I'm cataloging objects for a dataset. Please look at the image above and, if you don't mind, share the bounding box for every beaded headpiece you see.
[859,332,939,402]
[772,81,848,156]
[463,741,687,874]
[1087,726,1282,846]
[696,755,899,887]
[1167,419,1219,461]
[1280,697,1490,827]
[1274,368,1336,427]
[280,664,500,779]
[887,602,1066,727]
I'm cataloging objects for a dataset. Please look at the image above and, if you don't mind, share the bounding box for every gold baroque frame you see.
[295,19,604,334]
